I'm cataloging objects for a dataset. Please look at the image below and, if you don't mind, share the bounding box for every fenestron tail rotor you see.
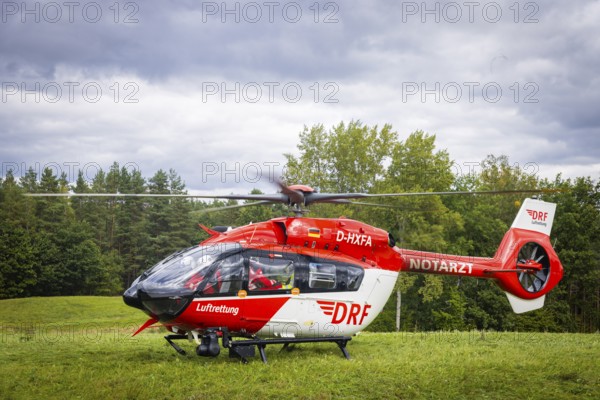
[516,242,550,293]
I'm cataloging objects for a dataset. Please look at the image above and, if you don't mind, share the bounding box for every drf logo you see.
[526,209,548,222]
[317,301,371,325]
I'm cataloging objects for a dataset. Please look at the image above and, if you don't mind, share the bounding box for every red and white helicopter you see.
[117,182,564,362]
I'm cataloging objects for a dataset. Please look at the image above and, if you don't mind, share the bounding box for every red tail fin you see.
[493,198,563,312]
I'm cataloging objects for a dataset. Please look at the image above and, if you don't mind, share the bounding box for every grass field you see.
[1,297,598,399]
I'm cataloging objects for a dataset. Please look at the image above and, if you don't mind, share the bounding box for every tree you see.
[0,172,37,298]
[540,175,600,332]
[145,169,196,266]
[386,130,454,192]
[96,250,125,295]
[115,167,149,287]
[284,120,396,191]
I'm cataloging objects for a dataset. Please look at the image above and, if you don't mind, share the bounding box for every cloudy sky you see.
[1,0,599,195]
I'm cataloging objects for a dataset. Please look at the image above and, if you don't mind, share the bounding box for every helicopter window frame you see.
[198,252,247,297]
[247,255,295,293]
[296,257,364,293]
[308,263,337,289]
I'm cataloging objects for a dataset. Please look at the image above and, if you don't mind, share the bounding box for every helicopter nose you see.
[136,291,192,320]
[123,292,145,311]
[124,277,193,320]
[123,284,146,311]
[123,287,192,320]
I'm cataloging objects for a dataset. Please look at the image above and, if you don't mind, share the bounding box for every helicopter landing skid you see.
[164,334,188,355]
[223,335,352,364]
[163,331,352,364]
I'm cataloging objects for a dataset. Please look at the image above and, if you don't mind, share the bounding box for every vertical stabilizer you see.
[511,198,556,236]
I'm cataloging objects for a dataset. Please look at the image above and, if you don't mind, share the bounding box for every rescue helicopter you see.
[30,182,565,363]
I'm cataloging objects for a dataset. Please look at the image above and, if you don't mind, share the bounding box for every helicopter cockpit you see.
[123,243,243,319]
[124,240,367,322]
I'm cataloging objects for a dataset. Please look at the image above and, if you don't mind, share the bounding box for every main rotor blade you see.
[322,200,459,212]
[190,200,276,214]
[305,189,552,205]
[24,188,557,210]
[321,199,404,209]
[364,189,554,197]
[23,192,289,202]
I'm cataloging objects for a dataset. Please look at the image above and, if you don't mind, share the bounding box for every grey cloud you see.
[1,0,598,191]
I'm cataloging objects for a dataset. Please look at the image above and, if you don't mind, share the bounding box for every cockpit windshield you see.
[130,243,243,298]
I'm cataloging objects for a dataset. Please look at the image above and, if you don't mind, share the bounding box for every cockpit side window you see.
[200,253,246,296]
[248,256,294,292]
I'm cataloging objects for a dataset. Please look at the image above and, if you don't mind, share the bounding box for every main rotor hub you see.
[287,184,315,193]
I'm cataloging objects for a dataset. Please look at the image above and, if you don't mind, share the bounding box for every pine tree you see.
[0,175,37,298]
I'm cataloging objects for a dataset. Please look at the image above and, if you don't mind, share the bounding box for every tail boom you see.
[396,198,564,313]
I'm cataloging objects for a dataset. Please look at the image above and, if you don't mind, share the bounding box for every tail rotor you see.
[516,241,550,293]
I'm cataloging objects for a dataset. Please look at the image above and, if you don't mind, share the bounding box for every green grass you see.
[1,297,598,399]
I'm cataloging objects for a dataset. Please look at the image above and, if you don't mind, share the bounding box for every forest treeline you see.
[1,121,598,332]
